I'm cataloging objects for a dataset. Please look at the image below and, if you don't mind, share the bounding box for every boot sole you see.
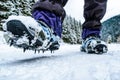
[81,44,108,54]
[6,20,43,49]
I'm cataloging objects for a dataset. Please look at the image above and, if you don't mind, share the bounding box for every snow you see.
[0,0,120,79]
[0,31,120,80]
[3,16,42,32]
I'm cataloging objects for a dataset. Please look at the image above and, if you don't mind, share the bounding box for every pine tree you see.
[62,15,82,44]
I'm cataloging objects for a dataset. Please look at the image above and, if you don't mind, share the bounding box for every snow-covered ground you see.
[0,31,120,80]
[0,0,120,79]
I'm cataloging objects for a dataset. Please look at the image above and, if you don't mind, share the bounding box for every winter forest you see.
[0,0,120,43]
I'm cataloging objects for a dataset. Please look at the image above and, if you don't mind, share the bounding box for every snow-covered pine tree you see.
[62,15,82,44]
[0,0,36,29]
[101,15,120,42]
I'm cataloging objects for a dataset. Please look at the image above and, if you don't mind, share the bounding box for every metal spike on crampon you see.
[23,48,27,52]
[9,39,14,46]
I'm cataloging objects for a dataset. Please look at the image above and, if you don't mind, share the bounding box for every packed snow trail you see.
[0,31,120,80]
